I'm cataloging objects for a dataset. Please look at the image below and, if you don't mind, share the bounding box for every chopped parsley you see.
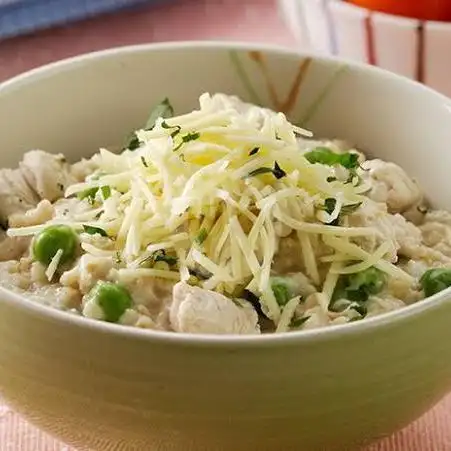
[82,225,108,237]
[161,121,181,138]
[247,161,287,180]
[321,198,362,225]
[141,156,149,168]
[290,316,310,329]
[273,162,287,179]
[331,267,386,309]
[420,268,451,297]
[140,249,178,268]
[144,98,174,130]
[78,186,111,204]
[101,186,111,200]
[271,278,291,306]
[249,147,260,156]
[123,98,174,151]
[247,167,274,177]
[195,228,208,245]
[304,147,359,171]
[77,187,99,205]
[174,132,201,151]
[126,134,141,151]
[242,289,268,319]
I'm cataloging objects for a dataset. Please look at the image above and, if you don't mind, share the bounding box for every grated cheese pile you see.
[7,93,414,328]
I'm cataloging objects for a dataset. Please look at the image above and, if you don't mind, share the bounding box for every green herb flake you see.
[270,277,293,306]
[125,133,142,151]
[420,268,451,297]
[195,228,208,245]
[290,316,310,329]
[174,132,201,151]
[144,98,174,130]
[246,162,287,180]
[247,167,274,178]
[332,267,386,306]
[141,156,149,168]
[304,147,359,171]
[82,225,108,237]
[249,147,260,156]
[101,186,111,200]
[273,162,286,179]
[321,198,362,226]
[77,187,98,205]
[161,121,181,138]
[140,249,178,267]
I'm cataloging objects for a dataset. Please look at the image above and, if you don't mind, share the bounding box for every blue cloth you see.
[0,0,169,39]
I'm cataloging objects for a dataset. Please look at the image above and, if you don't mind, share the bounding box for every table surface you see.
[0,0,450,449]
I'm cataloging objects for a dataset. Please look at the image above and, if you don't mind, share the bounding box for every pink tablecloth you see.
[0,0,450,449]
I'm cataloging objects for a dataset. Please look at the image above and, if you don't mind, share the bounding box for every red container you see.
[346,0,451,22]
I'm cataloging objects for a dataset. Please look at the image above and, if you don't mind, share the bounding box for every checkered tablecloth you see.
[0,1,450,449]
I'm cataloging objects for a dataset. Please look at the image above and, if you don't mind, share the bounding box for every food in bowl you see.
[1,92,450,335]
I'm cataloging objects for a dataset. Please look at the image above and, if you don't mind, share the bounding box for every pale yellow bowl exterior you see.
[0,42,451,451]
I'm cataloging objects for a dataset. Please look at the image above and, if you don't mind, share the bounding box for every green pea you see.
[32,225,78,266]
[420,268,451,298]
[88,281,132,323]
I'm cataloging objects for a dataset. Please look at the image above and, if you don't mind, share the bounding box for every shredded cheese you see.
[7,92,418,326]
[45,249,64,281]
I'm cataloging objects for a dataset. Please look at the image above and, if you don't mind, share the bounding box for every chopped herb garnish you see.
[327,176,337,183]
[188,266,212,280]
[174,131,201,151]
[331,267,386,308]
[247,167,274,177]
[195,228,208,245]
[78,186,111,204]
[271,278,291,306]
[321,198,362,226]
[140,249,178,267]
[161,121,182,138]
[77,187,98,205]
[144,98,174,130]
[125,133,141,151]
[247,162,287,180]
[123,98,174,151]
[420,268,451,297]
[243,289,268,319]
[273,162,287,179]
[352,304,368,317]
[304,147,359,171]
[249,147,260,156]
[101,186,111,200]
[290,316,310,329]
[141,156,149,168]
[82,225,108,237]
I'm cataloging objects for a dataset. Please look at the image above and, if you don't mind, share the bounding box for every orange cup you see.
[346,0,451,22]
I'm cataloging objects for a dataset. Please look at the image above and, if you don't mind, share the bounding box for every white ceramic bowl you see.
[1,42,451,451]
[280,0,451,98]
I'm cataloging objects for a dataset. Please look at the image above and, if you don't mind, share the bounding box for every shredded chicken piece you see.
[170,282,260,334]
[362,159,422,214]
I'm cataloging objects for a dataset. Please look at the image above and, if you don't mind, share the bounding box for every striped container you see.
[279,0,451,98]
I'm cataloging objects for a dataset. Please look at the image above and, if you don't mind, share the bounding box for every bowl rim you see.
[1,39,451,347]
